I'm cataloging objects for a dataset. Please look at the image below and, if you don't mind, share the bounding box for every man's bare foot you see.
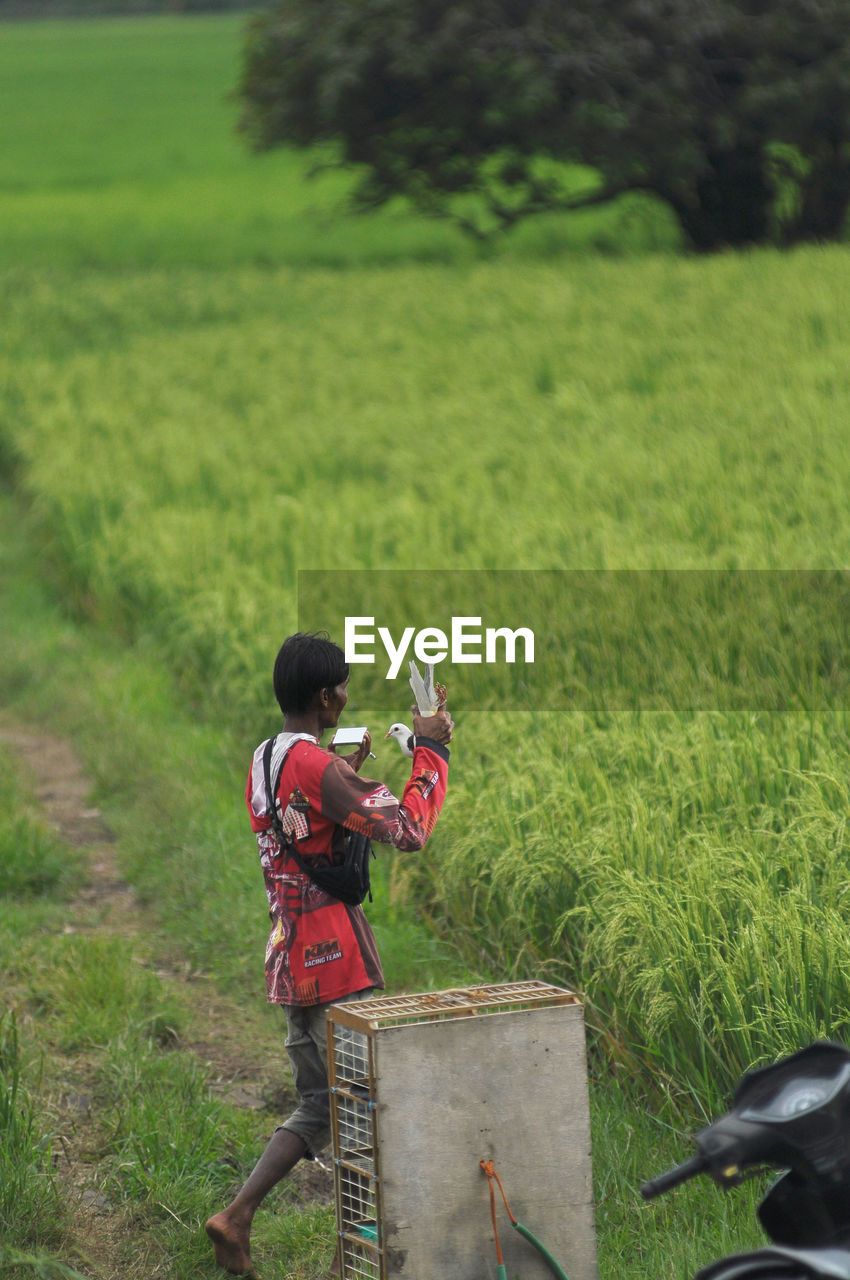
[205,1212,259,1279]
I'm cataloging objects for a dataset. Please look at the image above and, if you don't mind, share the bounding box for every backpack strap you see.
[262,734,324,878]
[262,734,375,906]
[262,734,290,847]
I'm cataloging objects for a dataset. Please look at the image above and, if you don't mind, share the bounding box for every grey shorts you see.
[277,988,371,1158]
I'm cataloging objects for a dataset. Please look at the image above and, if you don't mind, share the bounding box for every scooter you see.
[640,1041,850,1279]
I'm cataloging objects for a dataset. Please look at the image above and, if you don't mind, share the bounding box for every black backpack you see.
[261,735,374,906]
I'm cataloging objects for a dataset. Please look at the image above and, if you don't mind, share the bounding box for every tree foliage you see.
[238,0,850,250]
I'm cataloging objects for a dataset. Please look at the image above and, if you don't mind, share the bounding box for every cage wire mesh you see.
[340,1237,381,1280]
[339,1163,378,1228]
[333,1024,370,1083]
[335,1086,374,1153]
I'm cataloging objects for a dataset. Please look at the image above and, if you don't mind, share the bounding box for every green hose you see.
[480,1157,570,1280]
[512,1220,570,1280]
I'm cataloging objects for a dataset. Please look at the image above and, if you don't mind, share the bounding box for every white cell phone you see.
[332,725,369,746]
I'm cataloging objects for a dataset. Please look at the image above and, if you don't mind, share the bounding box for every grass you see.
[0,14,679,271]
[0,801,81,900]
[25,935,184,1052]
[0,1013,66,1252]
[96,1044,276,1278]
[0,630,341,1278]
[0,1249,88,1280]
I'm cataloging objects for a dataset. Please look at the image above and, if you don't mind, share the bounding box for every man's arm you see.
[319,708,453,850]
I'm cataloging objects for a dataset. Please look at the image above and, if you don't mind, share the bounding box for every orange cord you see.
[480,1158,518,1265]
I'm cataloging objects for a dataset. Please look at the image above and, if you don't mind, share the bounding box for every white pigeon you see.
[408,659,440,716]
[385,723,415,757]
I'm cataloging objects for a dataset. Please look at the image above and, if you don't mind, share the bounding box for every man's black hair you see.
[273,632,349,715]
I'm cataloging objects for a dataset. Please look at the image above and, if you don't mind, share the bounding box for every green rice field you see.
[2,10,850,1279]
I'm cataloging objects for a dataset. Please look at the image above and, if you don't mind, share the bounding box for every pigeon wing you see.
[409,659,439,715]
[423,662,439,712]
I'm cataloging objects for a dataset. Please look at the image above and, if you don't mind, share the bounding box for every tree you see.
[237,0,850,251]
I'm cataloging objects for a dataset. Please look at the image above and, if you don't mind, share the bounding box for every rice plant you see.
[407,709,850,1109]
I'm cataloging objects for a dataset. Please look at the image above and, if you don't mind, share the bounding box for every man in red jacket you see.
[206,632,453,1278]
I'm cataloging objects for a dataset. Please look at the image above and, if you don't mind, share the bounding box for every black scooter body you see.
[695,1245,850,1280]
[641,1043,850,1280]
[693,1171,850,1280]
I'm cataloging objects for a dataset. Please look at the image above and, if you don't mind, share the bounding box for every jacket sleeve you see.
[318,737,449,851]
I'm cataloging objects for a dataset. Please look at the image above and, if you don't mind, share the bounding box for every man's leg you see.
[205,1127,307,1277]
[207,999,333,1277]
[207,993,369,1277]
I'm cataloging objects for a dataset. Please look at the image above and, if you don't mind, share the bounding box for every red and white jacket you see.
[246,732,450,1006]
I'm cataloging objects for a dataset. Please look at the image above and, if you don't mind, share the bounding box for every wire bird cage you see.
[327,981,597,1280]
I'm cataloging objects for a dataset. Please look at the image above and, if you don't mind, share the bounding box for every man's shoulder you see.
[247,733,327,817]
[284,737,334,779]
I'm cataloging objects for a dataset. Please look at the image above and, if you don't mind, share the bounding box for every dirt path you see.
[0,722,137,927]
[0,720,334,1276]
